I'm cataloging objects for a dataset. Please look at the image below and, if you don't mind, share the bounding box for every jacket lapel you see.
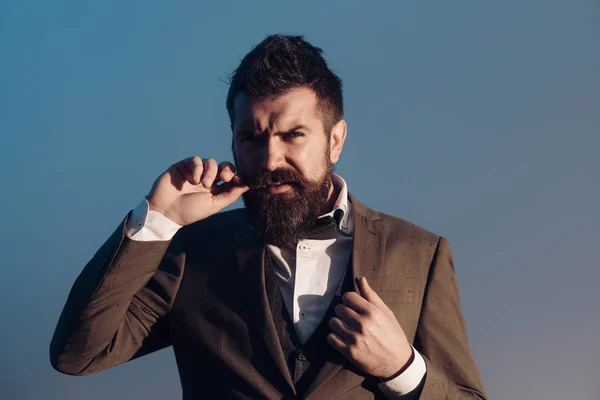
[303,194,387,399]
[234,219,296,396]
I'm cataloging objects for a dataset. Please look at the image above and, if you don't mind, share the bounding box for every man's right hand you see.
[146,156,249,226]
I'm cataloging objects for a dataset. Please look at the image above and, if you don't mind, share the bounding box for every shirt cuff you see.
[377,345,427,398]
[125,198,182,241]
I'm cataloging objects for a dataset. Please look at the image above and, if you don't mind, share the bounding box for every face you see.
[232,87,346,246]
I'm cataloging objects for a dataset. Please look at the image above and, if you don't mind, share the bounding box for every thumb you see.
[357,277,391,313]
[212,183,249,209]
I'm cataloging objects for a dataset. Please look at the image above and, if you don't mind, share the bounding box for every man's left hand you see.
[327,277,413,379]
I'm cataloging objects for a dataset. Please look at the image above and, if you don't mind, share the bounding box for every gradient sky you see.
[1,1,599,399]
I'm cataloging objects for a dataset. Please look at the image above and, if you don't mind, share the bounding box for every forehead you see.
[232,87,322,131]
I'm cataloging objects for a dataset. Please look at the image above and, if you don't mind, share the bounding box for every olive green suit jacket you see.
[50,195,486,399]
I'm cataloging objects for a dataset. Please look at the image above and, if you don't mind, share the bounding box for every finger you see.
[326,332,349,355]
[217,161,236,183]
[328,317,357,343]
[230,174,245,186]
[201,158,218,188]
[334,304,363,330]
[358,277,392,314]
[211,179,250,195]
[342,291,376,315]
[211,182,250,209]
[183,156,204,184]
[173,160,197,186]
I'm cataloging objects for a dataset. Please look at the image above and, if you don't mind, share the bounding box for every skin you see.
[232,87,345,204]
[328,277,413,379]
[145,86,412,378]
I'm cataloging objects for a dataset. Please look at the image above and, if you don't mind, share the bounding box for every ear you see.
[329,119,347,164]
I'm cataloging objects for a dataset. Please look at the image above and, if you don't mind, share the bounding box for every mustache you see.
[240,168,302,188]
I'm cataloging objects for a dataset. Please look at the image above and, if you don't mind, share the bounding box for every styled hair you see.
[226,34,343,133]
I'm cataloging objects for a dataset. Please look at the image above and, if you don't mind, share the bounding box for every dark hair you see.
[226,34,343,133]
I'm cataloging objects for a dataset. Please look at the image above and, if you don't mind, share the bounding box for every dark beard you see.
[240,166,332,247]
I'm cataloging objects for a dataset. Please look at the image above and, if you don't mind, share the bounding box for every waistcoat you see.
[264,239,354,396]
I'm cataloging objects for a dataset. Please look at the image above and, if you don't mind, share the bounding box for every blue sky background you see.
[1,1,599,399]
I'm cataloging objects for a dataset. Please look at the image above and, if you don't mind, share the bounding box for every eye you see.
[283,131,304,140]
[238,132,261,142]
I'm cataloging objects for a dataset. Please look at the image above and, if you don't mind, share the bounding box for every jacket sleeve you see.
[50,212,186,375]
[414,237,487,399]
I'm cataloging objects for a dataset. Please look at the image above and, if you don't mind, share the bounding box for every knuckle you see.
[172,163,187,176]
[220,168,234,178]
[356,321,366,334]
[348,345,359,358]
[356,318,371,334]
[361,324,372,336]
[374,312,386,324]
[346,334,357,346]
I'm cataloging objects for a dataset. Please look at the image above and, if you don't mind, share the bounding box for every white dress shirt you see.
[126,174,426,397]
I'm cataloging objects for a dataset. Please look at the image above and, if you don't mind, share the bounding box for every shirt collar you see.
[319,174,353,235]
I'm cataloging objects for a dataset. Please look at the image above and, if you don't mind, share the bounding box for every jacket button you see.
[297,351,306,361]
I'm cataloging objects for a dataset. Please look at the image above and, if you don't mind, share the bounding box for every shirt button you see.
[300,311,306,319]
[297,351,306,361]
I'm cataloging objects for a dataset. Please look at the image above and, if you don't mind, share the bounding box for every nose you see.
[260,137,285,171]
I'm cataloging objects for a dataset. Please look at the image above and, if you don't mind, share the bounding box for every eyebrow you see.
[235,123,311,135]
[286,124,311,132]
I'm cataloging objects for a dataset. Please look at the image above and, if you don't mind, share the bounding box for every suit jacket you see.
[50,194,486,399]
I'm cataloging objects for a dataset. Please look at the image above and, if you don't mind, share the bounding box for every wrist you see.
[146,196,170,218]
[377,346,415,382]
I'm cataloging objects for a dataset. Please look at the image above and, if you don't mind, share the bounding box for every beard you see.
[238,160,333,248]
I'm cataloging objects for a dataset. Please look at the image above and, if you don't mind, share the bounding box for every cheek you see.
[286,147,312,170]
[291,148,329,180]
[234,147,257,170]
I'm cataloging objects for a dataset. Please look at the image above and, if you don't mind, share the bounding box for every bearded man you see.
[51,34,486,399]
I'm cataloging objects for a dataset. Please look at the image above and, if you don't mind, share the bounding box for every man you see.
[50,34,486,399]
